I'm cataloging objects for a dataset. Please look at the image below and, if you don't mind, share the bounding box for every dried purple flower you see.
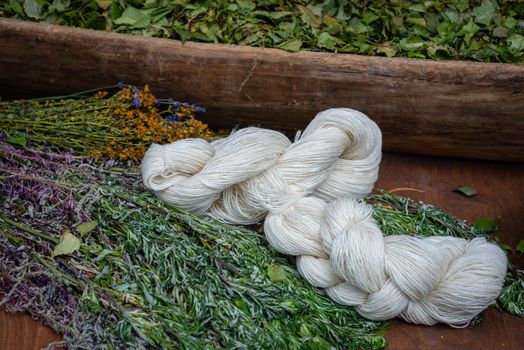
[63,199,75,211]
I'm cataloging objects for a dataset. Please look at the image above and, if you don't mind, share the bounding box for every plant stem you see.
[0,213,59,244]
[33,253,81,287]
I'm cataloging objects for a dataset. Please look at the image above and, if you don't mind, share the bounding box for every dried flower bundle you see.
[0,85,215,161]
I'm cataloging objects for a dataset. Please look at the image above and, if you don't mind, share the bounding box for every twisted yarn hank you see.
[141,108,507,327]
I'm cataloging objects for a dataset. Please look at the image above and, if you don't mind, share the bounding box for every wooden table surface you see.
[377,153,524,350]
[1,152,523,349]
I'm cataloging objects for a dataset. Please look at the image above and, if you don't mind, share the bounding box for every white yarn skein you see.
[141,108,508,327]
[141,108,381,224]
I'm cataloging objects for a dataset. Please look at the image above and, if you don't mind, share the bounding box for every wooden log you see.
[0,18,523,161]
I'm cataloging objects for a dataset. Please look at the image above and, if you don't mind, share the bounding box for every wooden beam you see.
[1,18,523,161]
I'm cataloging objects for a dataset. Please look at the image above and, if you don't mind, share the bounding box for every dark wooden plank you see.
[376,153,524,259]
[0,308,61,350]
[376,153,524,350]
[1,19,523,161]
[1,152,522,349]
[386,309,524,350]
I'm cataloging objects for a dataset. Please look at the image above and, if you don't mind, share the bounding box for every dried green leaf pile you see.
[1,0,523,63]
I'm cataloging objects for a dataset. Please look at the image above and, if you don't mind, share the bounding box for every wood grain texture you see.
[385,309,523,350]
[376,153,524,256]
[0,308,61,350]
[1,18,524,161]
[376,153,524,350]
[1,152,522,349]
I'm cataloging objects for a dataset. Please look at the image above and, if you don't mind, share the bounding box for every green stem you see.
[0,151,26,166]
[0,213,59,244]
[33,254,80,287]
[0,228,23,245]
[4,119,109,127]
[0,169,71,191]
[28,84,122,101]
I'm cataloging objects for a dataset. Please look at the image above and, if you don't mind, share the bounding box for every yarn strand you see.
[141,108,507,326]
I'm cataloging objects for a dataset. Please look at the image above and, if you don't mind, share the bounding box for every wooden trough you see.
[1,18,524,162]
[0,18,523,350]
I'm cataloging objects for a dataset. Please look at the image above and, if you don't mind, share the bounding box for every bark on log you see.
[1,18,523,161]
